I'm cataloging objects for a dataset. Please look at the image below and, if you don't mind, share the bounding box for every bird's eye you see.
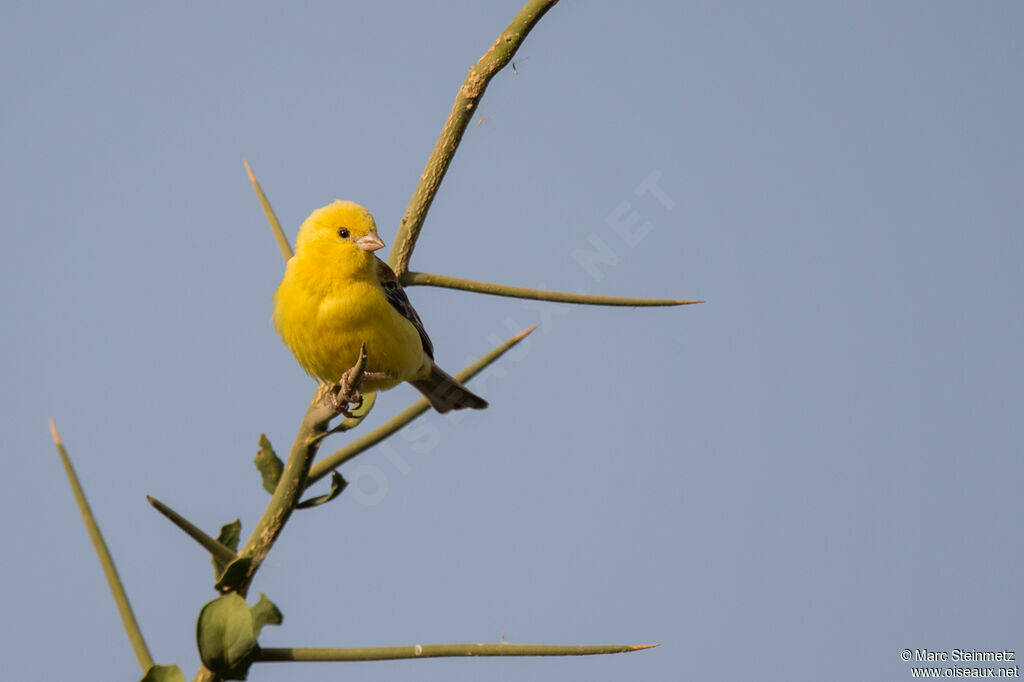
[337,228,350,239]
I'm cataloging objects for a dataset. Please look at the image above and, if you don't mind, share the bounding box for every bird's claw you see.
[329,373,364,418]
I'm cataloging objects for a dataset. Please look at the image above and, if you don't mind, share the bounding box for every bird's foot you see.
[326,343,369,417]
[327,344,395,418]
[328,381,363,418]
[328,370,393,417]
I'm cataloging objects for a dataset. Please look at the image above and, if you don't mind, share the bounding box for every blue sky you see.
[2,2,1021,681]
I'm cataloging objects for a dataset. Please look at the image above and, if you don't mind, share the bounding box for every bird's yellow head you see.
[293,200,385,271]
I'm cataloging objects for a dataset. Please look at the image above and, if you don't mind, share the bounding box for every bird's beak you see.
[356,233,386,252]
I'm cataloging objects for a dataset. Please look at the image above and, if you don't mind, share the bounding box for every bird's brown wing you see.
[375,257,434,360]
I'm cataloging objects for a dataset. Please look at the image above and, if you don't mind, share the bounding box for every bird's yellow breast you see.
[273,256,426,391]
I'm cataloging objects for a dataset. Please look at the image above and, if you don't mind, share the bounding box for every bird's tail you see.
[411,362,488,413]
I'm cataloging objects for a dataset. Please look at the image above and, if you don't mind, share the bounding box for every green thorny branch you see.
[49,420,156,676]
[48,2,693,681]
[388,0,560,277]
[215,0,681,677]
[257,642,658,662]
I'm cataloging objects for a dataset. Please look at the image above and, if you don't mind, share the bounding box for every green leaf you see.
[254,434,283,494]
[211,519,242,577]
[139,664,185,682]
[197,594,258,680]
[250,592,283,638]
[216,519,242,551]
[297,470,347,509]
[214,556,253,593]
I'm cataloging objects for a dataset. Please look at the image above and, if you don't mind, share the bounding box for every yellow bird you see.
[273,200,487,413]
